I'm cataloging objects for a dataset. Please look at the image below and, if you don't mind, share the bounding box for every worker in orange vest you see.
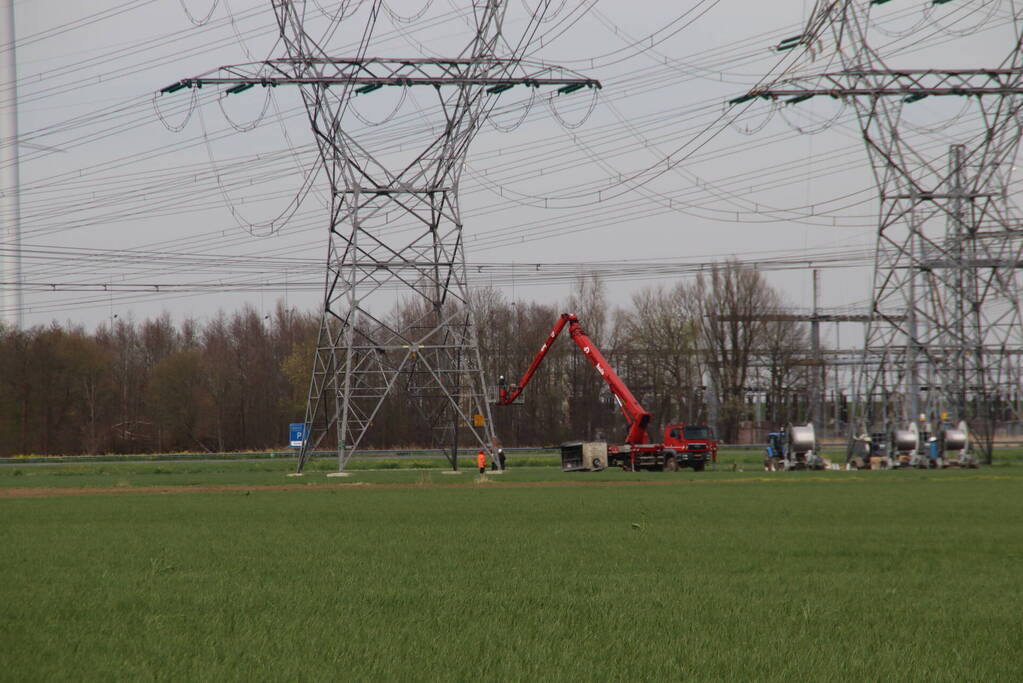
[476,449,487,475]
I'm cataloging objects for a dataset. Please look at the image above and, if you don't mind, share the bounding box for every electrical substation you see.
[734,1,1023,467]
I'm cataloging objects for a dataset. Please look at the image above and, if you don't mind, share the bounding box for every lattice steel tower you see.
[739,1,1023,459]
[161,1,598,472]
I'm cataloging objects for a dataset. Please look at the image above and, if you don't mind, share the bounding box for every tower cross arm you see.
[160,57,600,94]
[729,68,1023,104]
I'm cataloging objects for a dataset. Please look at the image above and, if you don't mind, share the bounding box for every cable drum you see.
[942,428,967,451]
[788,423,816,453]
[957,420,971,454]
[892,428,917,452]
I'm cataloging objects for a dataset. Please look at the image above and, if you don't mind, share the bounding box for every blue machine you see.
[764,432,786,470]
[765,424,823,471]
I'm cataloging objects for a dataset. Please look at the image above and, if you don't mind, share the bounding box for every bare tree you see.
[565,275,617,441]
[0,282,816,456]
[620,283,705,431]
[148,349,205,452]
[756,318,812,426]
[695,261,776,442]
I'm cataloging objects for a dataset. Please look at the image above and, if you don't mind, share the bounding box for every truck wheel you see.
[692,461,706,473]
[664,457,679,472]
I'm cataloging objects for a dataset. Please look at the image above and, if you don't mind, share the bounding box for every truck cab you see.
[662,423,717,472]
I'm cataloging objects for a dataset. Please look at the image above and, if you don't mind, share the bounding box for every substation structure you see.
[734,1,1023,462]
[160,1,598,472]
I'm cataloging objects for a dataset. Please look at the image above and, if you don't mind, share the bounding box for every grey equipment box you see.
[560,441,608,472]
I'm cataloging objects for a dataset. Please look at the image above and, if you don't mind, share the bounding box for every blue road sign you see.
[289,423,307,449]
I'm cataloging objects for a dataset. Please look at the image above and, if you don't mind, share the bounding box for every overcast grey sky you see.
[4,0,1019,352]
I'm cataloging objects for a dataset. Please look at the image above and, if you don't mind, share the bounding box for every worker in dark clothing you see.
[497,448,506,470]
[476,449,487,475]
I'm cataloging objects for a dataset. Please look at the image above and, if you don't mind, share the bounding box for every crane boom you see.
[498,313,652,444]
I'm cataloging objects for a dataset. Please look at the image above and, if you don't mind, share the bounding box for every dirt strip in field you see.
[1,473,1007,499]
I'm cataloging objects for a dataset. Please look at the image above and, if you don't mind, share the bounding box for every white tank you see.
[942,428,967,452]
[788,423,816,454]
[892,428,917,453]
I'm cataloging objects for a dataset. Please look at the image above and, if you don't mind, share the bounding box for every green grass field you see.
[1,446,1020,491]
[2,461,1021,680]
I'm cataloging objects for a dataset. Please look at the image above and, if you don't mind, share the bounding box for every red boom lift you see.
[497,313,716,471]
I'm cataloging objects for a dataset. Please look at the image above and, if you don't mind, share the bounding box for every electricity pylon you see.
[160,1,598,472]
[734,2,1023,460]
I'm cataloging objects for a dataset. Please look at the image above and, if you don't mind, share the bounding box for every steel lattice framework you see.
[738,1,1023,460]
[162,1,598,472]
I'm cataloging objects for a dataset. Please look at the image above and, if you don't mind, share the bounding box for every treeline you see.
[0,263,813,456]
[0,304,316,457]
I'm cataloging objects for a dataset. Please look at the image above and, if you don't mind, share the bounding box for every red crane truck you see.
[496,313,717,472]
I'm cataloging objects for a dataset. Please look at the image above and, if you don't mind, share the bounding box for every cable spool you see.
[788,423,816,454]
[942,428,967,452]
[957,420,970,454]
[892,428,917,453]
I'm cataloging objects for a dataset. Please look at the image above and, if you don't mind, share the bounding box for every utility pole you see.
[733,3,1023,460]
[1,0,21,330]
[811,269,823,431]
[160,1,598,473]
